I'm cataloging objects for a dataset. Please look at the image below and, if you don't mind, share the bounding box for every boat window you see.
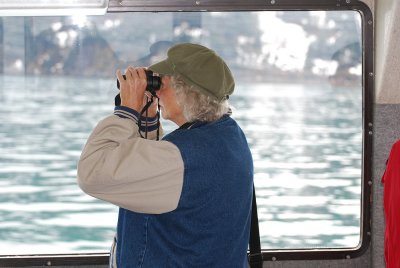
[0,7,371,263]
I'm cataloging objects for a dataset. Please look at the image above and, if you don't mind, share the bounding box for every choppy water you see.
[0,76,362,254]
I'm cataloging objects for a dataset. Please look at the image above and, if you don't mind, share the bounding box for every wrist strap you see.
[138,96,160,140]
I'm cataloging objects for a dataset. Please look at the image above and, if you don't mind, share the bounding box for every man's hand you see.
[116,67,147,111]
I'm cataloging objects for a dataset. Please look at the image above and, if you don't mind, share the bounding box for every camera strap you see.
[138,95,160,140]
[248,184,263,268]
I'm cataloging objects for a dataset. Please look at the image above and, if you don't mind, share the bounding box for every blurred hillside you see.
[0,11,361,86]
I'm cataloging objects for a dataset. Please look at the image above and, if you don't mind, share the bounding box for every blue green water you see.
[0,75,362,254]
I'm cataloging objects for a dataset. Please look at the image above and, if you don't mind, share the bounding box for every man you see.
[77,43,253,267]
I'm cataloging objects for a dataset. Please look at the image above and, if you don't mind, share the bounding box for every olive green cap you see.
[149,43,235,101]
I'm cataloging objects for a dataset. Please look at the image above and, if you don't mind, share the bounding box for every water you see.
[234,83,362,249]
[0,76,362,254]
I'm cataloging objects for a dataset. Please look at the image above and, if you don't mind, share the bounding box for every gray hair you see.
[171,75,230,122]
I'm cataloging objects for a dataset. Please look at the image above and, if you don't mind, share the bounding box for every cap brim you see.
[148,59,174,75]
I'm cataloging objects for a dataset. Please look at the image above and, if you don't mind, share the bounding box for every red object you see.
[382,140,400,268]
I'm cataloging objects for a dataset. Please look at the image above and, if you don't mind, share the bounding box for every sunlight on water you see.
[233,82,362,249]
[0,76,362,254]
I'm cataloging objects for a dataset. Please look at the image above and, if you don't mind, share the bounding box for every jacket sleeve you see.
[77,114,184,214]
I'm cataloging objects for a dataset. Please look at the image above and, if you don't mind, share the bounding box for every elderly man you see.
[77,43,253,267]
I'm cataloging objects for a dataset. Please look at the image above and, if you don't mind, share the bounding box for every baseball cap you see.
[148,43,235,101]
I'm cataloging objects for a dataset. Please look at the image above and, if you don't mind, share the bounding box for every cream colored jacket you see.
[77,113,184,214]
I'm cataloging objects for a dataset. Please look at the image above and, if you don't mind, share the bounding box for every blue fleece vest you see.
[115,115,253,267]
